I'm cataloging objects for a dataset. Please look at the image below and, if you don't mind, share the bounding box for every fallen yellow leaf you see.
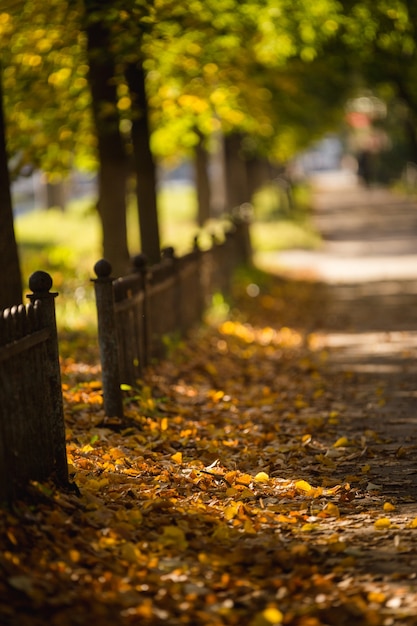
[295,479,313,493]
[160,525,188,549]
[324,503,340,518]
[368,591,386,604]
[224,501,243,521]
[333,436,349,448]
[262,607,283,624]
[374,518,391,529]
[254,471,269,483]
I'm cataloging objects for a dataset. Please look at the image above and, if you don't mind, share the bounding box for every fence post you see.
[27,271,69,486]
[92,259,124,419]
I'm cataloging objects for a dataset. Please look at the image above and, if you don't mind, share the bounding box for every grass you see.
[14,180,319,333]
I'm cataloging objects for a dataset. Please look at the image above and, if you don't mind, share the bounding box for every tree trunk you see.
[0,64,22,309]
[194,131,211,226]
[125,61,161,265]
[85,3,130,277]
[245,157,275,199]
[403,113,417,164]
[46,181,66,211]
[224,133,249,211]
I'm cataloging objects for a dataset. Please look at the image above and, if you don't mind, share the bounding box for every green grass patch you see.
[14,180,319,333]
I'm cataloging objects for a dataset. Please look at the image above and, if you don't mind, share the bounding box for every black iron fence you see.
[93,220,250,418]
[0,217,250,501]
[0,271,68,502]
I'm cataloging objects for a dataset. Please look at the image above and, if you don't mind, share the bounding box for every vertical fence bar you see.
[92,259,124,418]
[131,253,149,370]
[27,270,69,487]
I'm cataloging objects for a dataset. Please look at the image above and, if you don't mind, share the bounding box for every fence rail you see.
[0,271,68,502]
[93,219,250,418]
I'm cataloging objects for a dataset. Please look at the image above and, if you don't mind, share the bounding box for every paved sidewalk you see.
[253,178,417,496]
[257,180,417,283]
[246,182,417,593]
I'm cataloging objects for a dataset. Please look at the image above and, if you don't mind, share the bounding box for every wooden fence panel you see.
[0,272,68,502]
[113,269,147,385]
[146,255,179,360]
[93,223,250,417]
[177,248,203,334]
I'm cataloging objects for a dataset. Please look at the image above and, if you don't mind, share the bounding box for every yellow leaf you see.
[254,472,269,483]
[240,487,256,499]
[333,436,349,448]
[226,487,238,497]
[120,542,141,563]
[383,502,396,512]
[368,591,386,604]
[374,518,391,529]
[86,477,109,491]
[211,523,230,541]
[224,501,242,521]
[408,517,417,528]
[171,451,183,464]
[205,362,217,376]
[361,464,371,474]
[69,549,80,563]
[300,523,318,532]
[224,470,238,484]
[126,509,143,525]
[276,514,297,524]
[160,417,168,431]
[316,454,336,467]
[324,503,340,518]
[328,540,346,553]
[244,519,256,534]
[262,607,283,624]
[160,525,188,549]
[238,473,252,485]
[295,480,313,493]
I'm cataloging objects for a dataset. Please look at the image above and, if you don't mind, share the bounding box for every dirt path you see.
[250,182,417,613]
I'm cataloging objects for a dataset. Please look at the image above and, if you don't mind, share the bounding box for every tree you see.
[194,131,211,226]
[1,0,162,271]
[125,60,161,264]
[0,64,22,310]
[146,0,348,212]
[84,0,130,275]
[1,0,367,276]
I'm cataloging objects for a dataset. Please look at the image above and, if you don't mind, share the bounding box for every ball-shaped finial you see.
[94,258,112,278]
[162,246,175,260]
[29,270,53,293]
[132,253,148,271]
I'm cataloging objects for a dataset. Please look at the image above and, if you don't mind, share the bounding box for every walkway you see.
[250,178,417,593]
[259,178,417,283]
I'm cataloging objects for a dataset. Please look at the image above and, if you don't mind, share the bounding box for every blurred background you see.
[2,0,417,327]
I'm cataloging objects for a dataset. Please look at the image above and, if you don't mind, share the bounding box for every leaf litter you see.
[2,273,417,625]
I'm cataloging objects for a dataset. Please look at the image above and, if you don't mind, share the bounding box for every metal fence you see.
[93,220,251,418]
[0,271,68,502]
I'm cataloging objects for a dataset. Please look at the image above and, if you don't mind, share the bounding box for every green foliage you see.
[1,1,95,176]
[1,0,353,177]
[14,181,318,331]
[250,181,320,254]
[15,198,101,331]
